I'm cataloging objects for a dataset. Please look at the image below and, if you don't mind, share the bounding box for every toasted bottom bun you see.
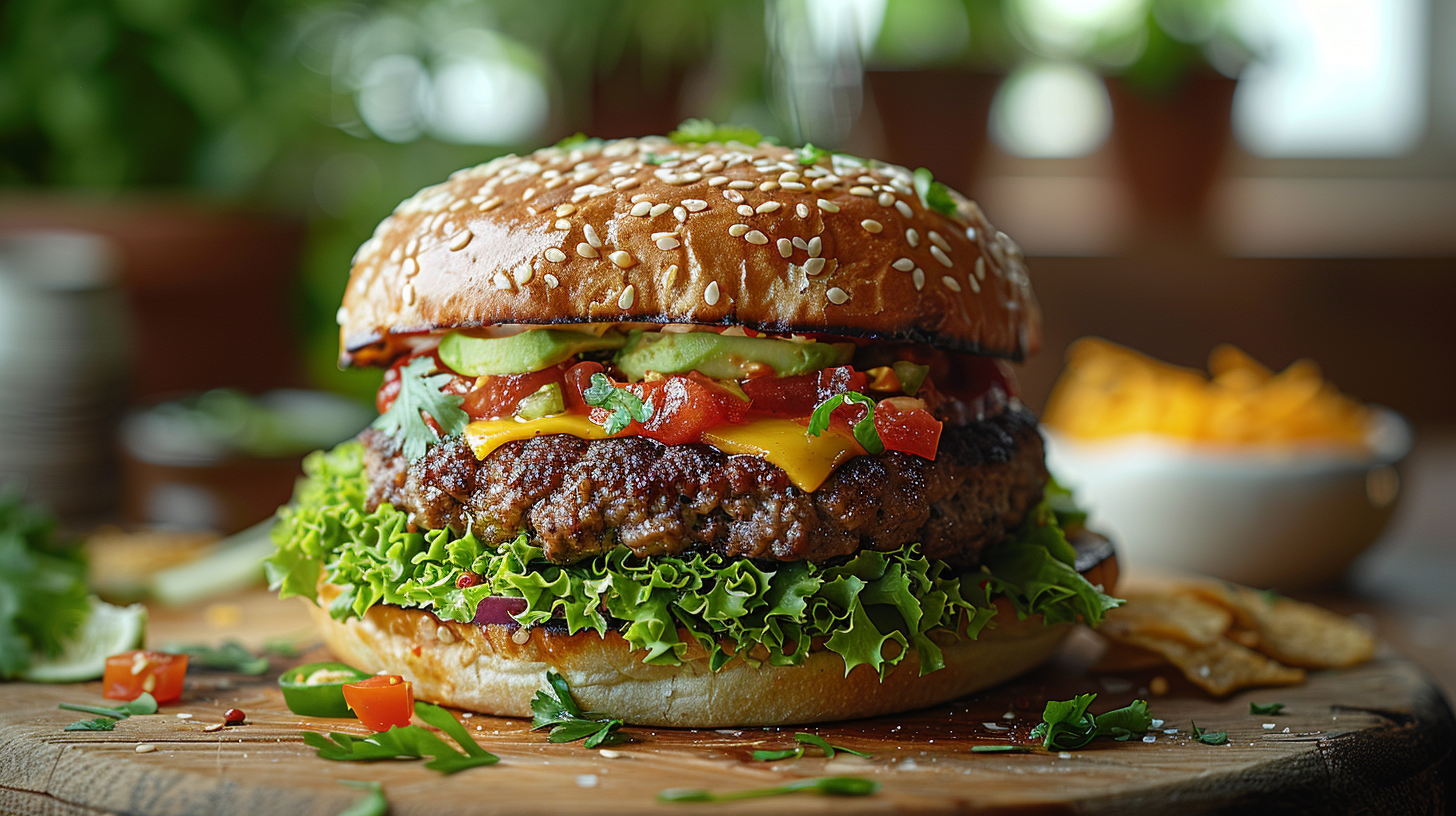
[312,588,1072,727]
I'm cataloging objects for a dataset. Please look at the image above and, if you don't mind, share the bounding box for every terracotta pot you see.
[1104,74,1238,233]
[864,69,1002,192]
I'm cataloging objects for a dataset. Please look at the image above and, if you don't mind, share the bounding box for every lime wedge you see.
[22,596,147,683]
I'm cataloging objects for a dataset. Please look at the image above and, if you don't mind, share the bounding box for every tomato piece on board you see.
[874,399,944,460]
[343,675,415,732]
[103,651,188,704]
[741,366,868,418]
[461,364,568,420]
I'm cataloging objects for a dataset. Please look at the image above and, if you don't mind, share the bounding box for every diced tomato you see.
[741,366,868,418]
[343,675,414,732]
[563,361,607,412]
[461,363,568,420]
[875,398,943,460]
[103,650,188,704]
[636,374,750,445]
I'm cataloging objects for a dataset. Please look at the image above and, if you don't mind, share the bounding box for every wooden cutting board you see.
[1,590,1452,816]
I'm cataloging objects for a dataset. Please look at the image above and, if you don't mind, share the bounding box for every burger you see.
[266,126,1119,727]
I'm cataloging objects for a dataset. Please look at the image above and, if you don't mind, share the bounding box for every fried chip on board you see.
[1113,631,1306,697]
[1099,592,1234,647]
[1181,584,1376,669]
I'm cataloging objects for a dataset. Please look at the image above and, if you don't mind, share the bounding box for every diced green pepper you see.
[279,661,370,718]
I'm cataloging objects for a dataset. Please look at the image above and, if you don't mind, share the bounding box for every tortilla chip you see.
[1183,583,1375,669]
[1114,631,1306,697]
[1099,591,1234,647]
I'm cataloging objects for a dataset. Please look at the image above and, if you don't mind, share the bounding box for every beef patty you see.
[361,408,1047,569]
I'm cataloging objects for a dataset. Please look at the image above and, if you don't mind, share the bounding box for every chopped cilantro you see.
[669,119,766,145]
[555,132,591,148]
[370,356,469,461]
[912,167,958,218]
[796,143,831,165]
[582,373,653,435]
[806,392,884,454]
[659,776,878,802]
[304,701,499,774]
[1249,702,1286,716]
[64,717,118,732]
[531,670,627,748]
[0,489,89,679]
[1191,721,1229,745]
[753,732,872,761]
[970,745,1031,753]
[1029,693,1154,751]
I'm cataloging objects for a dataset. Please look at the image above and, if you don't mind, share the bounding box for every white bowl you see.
[1043,409,1413,589]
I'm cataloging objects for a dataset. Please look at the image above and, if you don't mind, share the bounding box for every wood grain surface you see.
[1,591,1452,816]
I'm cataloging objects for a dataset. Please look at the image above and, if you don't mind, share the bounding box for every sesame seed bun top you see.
[338,135,1040,367]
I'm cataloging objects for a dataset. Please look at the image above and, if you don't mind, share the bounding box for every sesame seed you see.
[545,248,566,263]
[405,237,418,256]
[942,275,962,292]
[630,201,652,217]
[966,226,978,241]
[493,272,512,290]
[545,273,559,288]
[683,199,708,212]
[808,236,822,257]
[522,188,536,200]
[554,219,571,230]
[877,192,895,207]
[929,230,951,252]
[759,181,779,192]
[931,245,952,267]
[816,199,840,213]
[656,236,681,250]
[708,176,728,186]
[756,201,781,214]
[449,231,472,251]
[913,268,925,290]
[651,231,678,240]
[849,186,874,197]
[401,282,417,305]
[576,242,599,258]
[976,257,986,279]
[826,287,849,305]
[613,177,640,190]
[203,722,225,732]
[335,306,348,325]
[481,197,503,211]
[674,206,687,222]
[796,203,809,218]
[609,251,635,269]
[704,280,721,305]
[861,219,883,234]
[779,171,800,183]
[804,257,827,276]
[681,171,702,182]
[402,258,419,278]
[892,258,914,271]
[631,193,652,203]
[665,264,679,286]
[743,230,768,245]
[513,264,533,286]
[968,274,981,292]
[618,285,635,308]
[792,237,808,250]
[449,198,468,211]
[728,224,749,237]
[895,200,914,218]
[583,225,602,248]
[777,238,793,258]
[781,182,806,191]
[135,744,157,754]
[555,203,576,217]
[650,203,670,217]
[729,180,755,190]
[723,189,745,204]
[811,177,836,191]
[737,205,754,217]
[907,228,920,248]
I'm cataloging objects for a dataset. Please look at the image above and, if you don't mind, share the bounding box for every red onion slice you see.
[472,596,528,626]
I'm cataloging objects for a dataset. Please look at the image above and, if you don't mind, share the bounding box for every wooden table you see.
[3,589,1452,816]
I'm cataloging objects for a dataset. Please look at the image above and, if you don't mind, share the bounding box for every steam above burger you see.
[267,125,1118,727]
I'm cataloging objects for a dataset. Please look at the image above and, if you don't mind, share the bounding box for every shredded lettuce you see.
[268,442,1118,678]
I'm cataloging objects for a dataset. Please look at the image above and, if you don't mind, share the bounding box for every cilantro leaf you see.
[337,781,388,816]
[163,641,269,675]
[1249,702,1286,716]
[912,167,958,218]
[1030,693,1153,751]
[659,776,879,802]
[642,151,678,165]
[370,357,468,461]
[1191,721,1229,745]
[970,745,1031,753]
[304,702,498,775]
[64,717,117,731]
[582,373,653,435]
[0,489,89,679]
[669,119,767,145]
[58,692,158,720]
[806,392,884,454]
[752,748,802,761]
[531,670,627,747]
[753,732,873,762]
[796,143,831,165]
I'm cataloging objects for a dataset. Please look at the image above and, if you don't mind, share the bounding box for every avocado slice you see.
[439,329,626,376]
[613,330,854,381]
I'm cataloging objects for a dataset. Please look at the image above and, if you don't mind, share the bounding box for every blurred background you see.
[1,0,1453,680]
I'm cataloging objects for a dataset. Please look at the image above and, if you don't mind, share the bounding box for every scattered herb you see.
[1249,702,1286,716]
[753,732,872,761]
[303,701,499,775]
[912,167,958,219]
[970,745,1031,753]
[58,692,158,720]
[806,392,884,454]
[642,151,678,165]
[582,373,653,435]
[261,634,307,658]
[337,781,388,816]
[1029,694,1154,751]
[796,143,831,165]
[1044,477,1088,529]
[669,119,767,146]
[531,670,626,748]
[371,357,469,461]
[1190,721,1229,745]
[64,717,118,731]
[163,641,269,675]
[555,132,590,149]
[659,776,879,802]
[0,489,89,679]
